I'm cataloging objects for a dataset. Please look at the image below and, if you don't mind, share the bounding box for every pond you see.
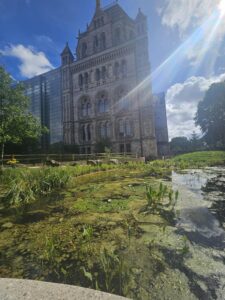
[0,167,225,299]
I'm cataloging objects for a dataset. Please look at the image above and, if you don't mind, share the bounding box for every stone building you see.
[153,93,170,156]
[22,0,169,157]
[61,0,168,157]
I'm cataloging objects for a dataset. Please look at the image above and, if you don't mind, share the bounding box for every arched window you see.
[81,98,91,117]
[121,60,127,78]
[101,32,106,50]
[106,122,110,137]
[115,28,121,44]
[87,124,91,141]
[79,74,83,87]
[81,125,86,141]
[95,69,101,82]
[87,103,91,116]
[93,36,98,52]
[129,30,134,39]
[119,120,124,136]
[82,42,87,58]
[84,73,89,85]
[98,99,104,113]
[116,86,129,111]
[100,123,105,138]
[114,62,120,79]
[102,66,107,81]
[104,98,109,112]
[125,119,132,136]
[98,94,109,113]
[82,103,86,117]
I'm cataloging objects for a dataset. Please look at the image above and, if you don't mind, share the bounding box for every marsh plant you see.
[1,167,70,209]
[145,182,179,214]
[98,248,128,295]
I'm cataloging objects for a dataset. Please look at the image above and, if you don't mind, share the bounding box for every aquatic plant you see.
[0,167,70,209]
[145,183,179,214]
[98,248,128,294]
[178,235,190,256]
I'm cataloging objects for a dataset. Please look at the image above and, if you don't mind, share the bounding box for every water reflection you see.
[172,169,225,249]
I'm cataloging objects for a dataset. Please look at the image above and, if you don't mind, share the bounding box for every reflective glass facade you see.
[23,68,62,149]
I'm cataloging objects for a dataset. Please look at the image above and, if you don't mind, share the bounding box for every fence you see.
[3,153,139,165]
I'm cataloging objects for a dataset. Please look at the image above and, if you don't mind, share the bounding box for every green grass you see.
[73,197,129,213]
[172,151,225,167]
[1,151,224,209]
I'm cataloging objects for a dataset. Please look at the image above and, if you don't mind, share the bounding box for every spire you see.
[136,7,146,21]
[61,42,74,63]
[96,0,101,10]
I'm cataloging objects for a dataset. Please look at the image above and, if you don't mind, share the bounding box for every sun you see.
[218,0,225,15]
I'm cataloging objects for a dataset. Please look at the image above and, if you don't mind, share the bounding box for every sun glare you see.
[218,0,225,15]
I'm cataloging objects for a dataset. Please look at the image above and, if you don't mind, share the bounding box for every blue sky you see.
[1,0,225,138]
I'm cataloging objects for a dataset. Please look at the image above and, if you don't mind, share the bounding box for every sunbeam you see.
[115,0,225,108]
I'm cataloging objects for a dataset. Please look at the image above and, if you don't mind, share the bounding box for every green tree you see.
[0,66,44,166]
[189,131,203,152]
[195,82,225,149]
[170,137,190,155]
[95,138,112,153]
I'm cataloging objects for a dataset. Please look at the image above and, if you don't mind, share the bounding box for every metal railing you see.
[3,153,138,165]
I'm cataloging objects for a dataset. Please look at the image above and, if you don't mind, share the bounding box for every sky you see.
[1,0,225,140]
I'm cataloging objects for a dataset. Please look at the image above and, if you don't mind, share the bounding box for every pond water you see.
[0,167,225,299]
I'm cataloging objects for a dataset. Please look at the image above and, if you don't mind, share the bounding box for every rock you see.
[46,159,61,167]
[23,210,49,223]
[71,162,80,167]
[136,157,146,163]
[109,159,119,165]
[107,222,117,227]
[2,222,14,229]
[87,160,97,166]
[48,217,57,223]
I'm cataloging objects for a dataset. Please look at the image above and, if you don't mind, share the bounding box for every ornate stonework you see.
[61,0,168,157]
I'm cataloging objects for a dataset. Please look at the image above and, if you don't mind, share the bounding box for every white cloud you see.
[158,0,225,73]
[159,0,220,36]
[0,44,54,78]
[166,73,225,139]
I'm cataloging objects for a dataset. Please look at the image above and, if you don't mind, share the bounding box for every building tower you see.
[61,0,159,157]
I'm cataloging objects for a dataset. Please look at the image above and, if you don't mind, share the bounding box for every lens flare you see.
[218,0,225,15]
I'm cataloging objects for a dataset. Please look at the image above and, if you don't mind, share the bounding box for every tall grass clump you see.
[145,182,179,214]
[0,167,70,209]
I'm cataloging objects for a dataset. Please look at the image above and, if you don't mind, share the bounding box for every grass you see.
[145,182,179,214]
[73,197,129,213]
[172,151,225,167]
[0,168,70,209]
[1,150,224,210]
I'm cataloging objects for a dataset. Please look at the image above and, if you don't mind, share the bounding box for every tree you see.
[0,66,44,166]
[195,82,225,149]
[170,137,190,155]
[189,131,204,152]
[95,138,112,153]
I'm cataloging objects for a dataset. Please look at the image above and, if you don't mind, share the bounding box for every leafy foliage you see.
[195,81,225,149]
[145,182,179,214]
[1,167,70,208]
[0,66,45,164]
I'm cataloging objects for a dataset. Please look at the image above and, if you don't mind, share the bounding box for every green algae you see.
[1,165,225,299]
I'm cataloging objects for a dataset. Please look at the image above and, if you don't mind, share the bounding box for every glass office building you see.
[23,68,63,150]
